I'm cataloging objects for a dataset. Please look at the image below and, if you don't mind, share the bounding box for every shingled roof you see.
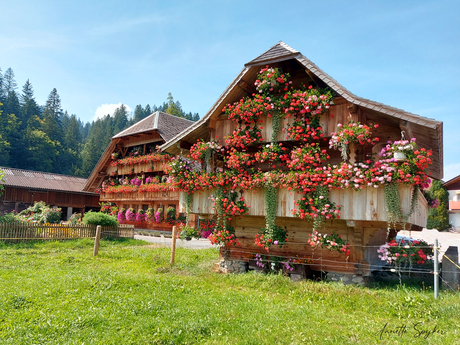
[1,167,95,194]
[113,111,194,141]
[161,41,443,179]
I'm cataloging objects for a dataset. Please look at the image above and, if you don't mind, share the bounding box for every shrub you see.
[82,211,118,227]
[17,201,61,224]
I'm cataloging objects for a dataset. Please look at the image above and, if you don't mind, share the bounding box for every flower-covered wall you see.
[165,64,436,276]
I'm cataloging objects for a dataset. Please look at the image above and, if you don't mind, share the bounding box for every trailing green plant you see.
[384,183,403,229]
[270,111,282,143]
[264,185,278,231]
[383,183,419,229]
[255,185,288,251]
[185,193,193,222]
[82,211,118,227]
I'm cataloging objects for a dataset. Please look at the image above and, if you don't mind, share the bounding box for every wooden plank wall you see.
[1,187,100,208]
[188,185,428,229]
[215,99,353,145]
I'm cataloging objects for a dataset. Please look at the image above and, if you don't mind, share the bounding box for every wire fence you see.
[165,240,460,294]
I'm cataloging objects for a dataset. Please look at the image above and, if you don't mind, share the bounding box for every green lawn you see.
[0,239,459,344]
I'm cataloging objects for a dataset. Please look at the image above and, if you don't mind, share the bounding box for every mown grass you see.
[0,239,459,344]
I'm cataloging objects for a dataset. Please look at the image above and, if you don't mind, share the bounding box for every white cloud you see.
[94,103,132,120]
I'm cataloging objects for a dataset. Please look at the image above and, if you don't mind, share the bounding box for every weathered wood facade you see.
[0,167,100,219]
[163,42,443,279]
[83,111,194,231]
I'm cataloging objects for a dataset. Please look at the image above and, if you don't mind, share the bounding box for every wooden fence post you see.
[170,226,177,265]
[93,225,101,256]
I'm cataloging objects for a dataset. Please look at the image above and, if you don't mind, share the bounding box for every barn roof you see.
[0,167,95,194]
[161,41,443,179]
[444,174,460,190]
[113,111,194,141]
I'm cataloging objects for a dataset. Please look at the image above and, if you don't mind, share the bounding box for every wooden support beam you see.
[399,120,414,141]
[238,80,256,95]
[304,69,323,88]
[179,140,192,151]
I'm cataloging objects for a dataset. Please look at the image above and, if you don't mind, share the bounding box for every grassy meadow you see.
[0,238,459,344]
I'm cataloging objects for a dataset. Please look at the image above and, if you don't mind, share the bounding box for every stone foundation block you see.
[219,259,248,274]
[326,272,366,286]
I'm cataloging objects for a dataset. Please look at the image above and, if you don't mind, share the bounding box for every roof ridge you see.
[245,41,300,66]
[113,111,157,138]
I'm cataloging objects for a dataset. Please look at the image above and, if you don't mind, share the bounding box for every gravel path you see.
[134,234,214,249]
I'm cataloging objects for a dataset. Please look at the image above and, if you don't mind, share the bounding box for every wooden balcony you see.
[106,160,165,176]
[100,190,180,202]
[180,184,428,228]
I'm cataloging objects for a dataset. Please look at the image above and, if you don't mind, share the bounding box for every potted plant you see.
[179,225,199,240]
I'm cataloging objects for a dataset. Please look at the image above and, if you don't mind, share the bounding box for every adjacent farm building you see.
[160,42,443,282]
[83,111,194,231]
[0,166,99,219]
[444,175,460,230]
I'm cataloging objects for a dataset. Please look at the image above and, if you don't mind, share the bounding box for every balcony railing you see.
[180,184,428,228]
[450,200,460,210]
[100,190,180,202]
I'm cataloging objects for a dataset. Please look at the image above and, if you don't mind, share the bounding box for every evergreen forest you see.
[0,67,199,178]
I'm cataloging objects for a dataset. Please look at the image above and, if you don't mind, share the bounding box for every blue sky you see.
[1,0,459,180]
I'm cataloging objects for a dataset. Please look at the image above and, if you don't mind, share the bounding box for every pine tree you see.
[0,68,4,102]
[3,68,18,94]
[20,79,34,104]
[133,104,144,123]
[144,104,152,117]
[20,80,40,131]
[0,105,11,165]
[165,93,184,118]
[42,88,63,142]
[113,104,129,134]
[25,129,61,172]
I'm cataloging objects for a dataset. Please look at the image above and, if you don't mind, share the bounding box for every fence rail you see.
[0,223,134,242]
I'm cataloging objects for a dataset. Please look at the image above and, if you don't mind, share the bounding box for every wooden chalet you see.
[83,111,194,231]
[161,41,443,281]
[0,166,99,219]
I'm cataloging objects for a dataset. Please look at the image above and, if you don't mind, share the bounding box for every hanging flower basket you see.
[393,152,407,162]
